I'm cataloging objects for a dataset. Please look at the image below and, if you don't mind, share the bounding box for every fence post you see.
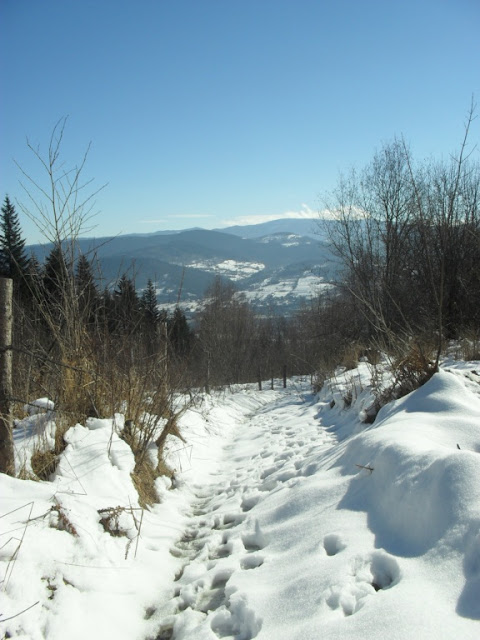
[0,277,14,475]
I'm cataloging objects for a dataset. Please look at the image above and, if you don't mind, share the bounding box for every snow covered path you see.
[152,372,480,640]
[2,369,480,640]
[157,384,336,640]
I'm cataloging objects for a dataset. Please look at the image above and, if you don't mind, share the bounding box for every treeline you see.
[1,191,202,487]
[316,108,480,397]
[0,193,312,405]
[3,112,479,413]
[1,109,479,481]
[1,203,186,410]
[0,193,300,410]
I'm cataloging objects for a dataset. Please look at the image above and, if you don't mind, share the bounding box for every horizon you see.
[23,211,324,249]
[1,0,479,245]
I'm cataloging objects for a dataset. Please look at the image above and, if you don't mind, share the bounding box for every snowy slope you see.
[27,225,338,315]
[1,365,480,639]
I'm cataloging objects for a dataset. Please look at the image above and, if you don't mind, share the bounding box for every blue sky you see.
[1,0,479,244]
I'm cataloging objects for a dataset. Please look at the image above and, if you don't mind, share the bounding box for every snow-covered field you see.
[187,260,265,281]
[258,234,306,247]
[243,273,333,305]
[1,362,480,639]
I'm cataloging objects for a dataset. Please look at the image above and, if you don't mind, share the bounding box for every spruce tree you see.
[114,274,140,334]
[26,253,44,302]
[0,195,29,280]
[169,306,193,356]
[75,254,99,325]
[140,279,159,325]
[43,244,69,307]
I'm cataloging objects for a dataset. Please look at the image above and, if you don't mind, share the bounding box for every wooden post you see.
[0,277,14,475]
[283,364,287,388]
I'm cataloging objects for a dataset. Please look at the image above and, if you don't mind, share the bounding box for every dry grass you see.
[31,449,56,480]
[98,506,130,537]
[131,457,160,508]
[340,344,363,371]
[458,332,480,361]
[392,341,436,390]
[13,304,187,505]
[53,417,70,455]
[49,500,78,535]
[371,337,437,411]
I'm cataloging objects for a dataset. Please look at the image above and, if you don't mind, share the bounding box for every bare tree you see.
[14,117,107,355]
[324,102,480,388]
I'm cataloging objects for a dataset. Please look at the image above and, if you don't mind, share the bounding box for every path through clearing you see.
[154,383,348,639]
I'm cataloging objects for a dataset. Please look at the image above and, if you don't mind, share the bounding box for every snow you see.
[2,363,480,639]
[23,398,55,416]
[243,273,333,304]
[187,260,265,281]
[258,234,308,247]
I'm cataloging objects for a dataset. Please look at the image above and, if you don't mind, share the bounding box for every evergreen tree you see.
[43,244,69,305]
[25,253,44,301]
[114,274,138,306]
[75,254,99,325]
[113,274,140,334]
[100,286,116,333]
[0,195,29,280]
[169,306,193,356]
[140,279,159,326]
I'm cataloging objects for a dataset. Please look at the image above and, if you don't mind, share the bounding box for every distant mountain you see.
[27,218,339,316]
[217,217,328,240]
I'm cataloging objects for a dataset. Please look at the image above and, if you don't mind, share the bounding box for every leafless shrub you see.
[323,101,480,383]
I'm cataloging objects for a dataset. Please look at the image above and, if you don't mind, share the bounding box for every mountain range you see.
[28,218,339,316]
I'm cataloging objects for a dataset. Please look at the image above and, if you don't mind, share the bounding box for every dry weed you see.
[48,500,78,536]
[30,449,56,480]
[131,457,161,508]
[458,332,480,361]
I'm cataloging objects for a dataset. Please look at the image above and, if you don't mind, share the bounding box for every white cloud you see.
[167,214,215,219]
[220,204,326,227]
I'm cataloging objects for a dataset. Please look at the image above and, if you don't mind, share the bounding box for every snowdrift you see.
[1,365,479,639]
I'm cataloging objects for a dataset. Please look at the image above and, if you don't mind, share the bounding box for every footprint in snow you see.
[323,533,347,557]
[260,464,282,480]
[241,554,264,570]
[172,560,261,639]
[212,512,244,530]
[241,521,267,552]
[196,570,233,613]
[241,493,261,512]
[324,550,401,616]
[274,451,294,462]
[210,598,261,640]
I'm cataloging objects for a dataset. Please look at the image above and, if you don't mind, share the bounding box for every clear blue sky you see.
[1,0,479,244]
